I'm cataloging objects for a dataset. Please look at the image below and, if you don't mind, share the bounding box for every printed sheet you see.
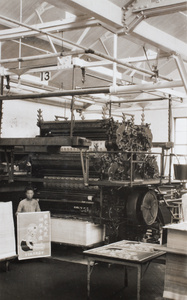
[0,201,16,260]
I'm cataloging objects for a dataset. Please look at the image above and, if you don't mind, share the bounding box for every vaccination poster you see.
[17,211,51,260]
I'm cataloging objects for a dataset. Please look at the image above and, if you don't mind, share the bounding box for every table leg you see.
[137,265,142,300]
[87,260,91,300]
[124,266,128,287]
[5,261,9,272]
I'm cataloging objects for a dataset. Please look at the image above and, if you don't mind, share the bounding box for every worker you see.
[16,186,41,214]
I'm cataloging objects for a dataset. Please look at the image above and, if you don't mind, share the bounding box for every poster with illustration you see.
[17,211,51,260]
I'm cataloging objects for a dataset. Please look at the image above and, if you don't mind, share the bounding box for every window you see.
[174,118,187,163]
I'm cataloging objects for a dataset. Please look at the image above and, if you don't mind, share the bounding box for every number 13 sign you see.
[41,71,51,81]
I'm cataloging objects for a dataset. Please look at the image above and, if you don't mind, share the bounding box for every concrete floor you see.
[0,246,166,300]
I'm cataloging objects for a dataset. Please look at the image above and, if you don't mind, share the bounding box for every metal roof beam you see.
[24,2,52,24]
[72,27,91,51]
[0,80,183,101]
[110,80,183,94]
[121,54,170,64]
[73,58,156,83]
[0,14,89,52]
[121,73,187,99]
[131,21,187,61]
[121,0,187,34]
[4,84,84,110]
[0,50,84,66]
[173,54,187,94]
[133,0,187,17]
[12,39,50,54]
[0,17,98,41]
[57,0,123,29]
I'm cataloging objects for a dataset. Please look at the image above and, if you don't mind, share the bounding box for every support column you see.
[168,95,172,143]
[113,34,117,87]
[19,0,23,70]
[0,75,3,137]
[168,95,173,183]
[70,65,75,137]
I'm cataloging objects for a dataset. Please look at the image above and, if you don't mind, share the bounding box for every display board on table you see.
[84,240,165,263]
[17,211,51,260]
[0,202,16,260]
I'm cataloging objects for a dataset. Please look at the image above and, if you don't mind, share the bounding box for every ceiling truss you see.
[0,0,186,115]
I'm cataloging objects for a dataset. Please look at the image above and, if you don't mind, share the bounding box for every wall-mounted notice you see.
[17,211,51,260]
[0,202,16,260]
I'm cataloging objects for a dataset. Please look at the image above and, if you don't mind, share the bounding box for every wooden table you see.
[84,240,165,300]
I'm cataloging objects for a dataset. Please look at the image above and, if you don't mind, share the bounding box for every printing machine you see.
[0,113,185,245]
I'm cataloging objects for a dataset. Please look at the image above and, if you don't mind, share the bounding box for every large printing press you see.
[0,111,185,245]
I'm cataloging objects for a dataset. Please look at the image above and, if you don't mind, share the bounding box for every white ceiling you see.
[0,0,187,115]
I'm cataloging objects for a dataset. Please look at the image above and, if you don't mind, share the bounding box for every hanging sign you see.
[40,71,51,81]
[17,211,51,260]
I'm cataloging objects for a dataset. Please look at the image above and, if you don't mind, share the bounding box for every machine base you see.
[51,217,105,247]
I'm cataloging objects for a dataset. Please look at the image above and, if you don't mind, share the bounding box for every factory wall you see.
[1,100,70,138]
[1,100,187,144]
[125,106,187,143]
[126,106,187,178]
[128,109,169,142]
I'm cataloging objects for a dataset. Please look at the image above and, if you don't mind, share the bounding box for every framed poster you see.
[17,211,51,260]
